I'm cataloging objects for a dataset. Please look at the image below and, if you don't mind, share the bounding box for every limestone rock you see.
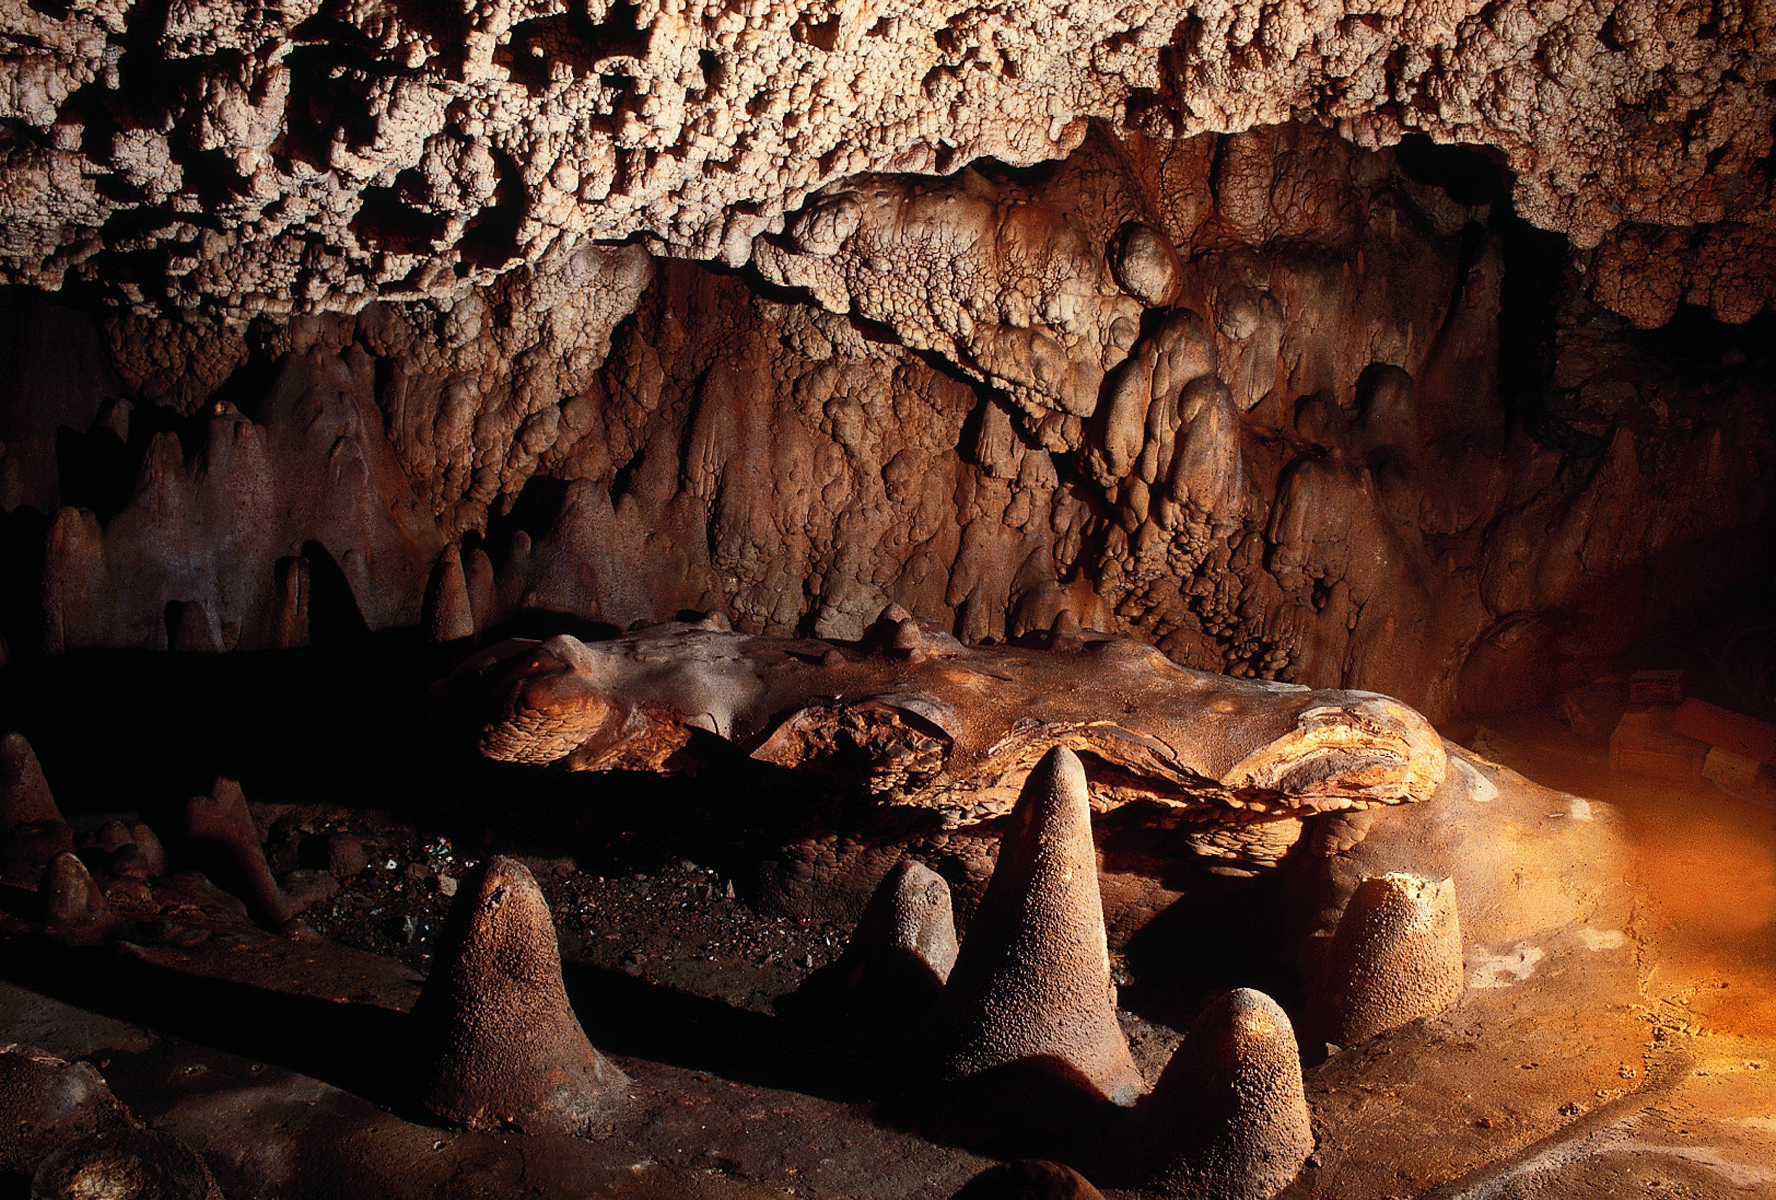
[440,623,1449,870]
[413,856,629,1135]
[919,746,1144,1106]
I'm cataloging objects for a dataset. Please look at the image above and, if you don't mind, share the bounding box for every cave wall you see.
[3,121,1770,724]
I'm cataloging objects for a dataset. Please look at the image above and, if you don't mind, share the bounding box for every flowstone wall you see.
[3,122,1771,723]
[2,0,1774,722]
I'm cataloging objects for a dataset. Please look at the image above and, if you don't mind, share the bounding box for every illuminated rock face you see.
[0,1,1772,721]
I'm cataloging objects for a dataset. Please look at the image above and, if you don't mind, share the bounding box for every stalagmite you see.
[1307,873,1464,1047]
[423,544,476,644]
[182,778,335,927]
[413,856,629,1135]
[0,732,61,831]
[1123,989,1313,1200]
[919,746,1144,1106]
[43,852,107,926]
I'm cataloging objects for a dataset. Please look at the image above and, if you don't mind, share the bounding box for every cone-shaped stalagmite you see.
[842,857,958,996]
[1,732,60,831]
[921,745,1143,1105]
[183,778,335,927]
[950,1159,1106,1200]
[1307,872,1463,1047]
[414,856,628,1134]
[423,544,476,643]
[43,852,107,925]
[1127,989,1312,1200]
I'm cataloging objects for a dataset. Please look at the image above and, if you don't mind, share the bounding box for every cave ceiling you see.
[1,0,1774,726]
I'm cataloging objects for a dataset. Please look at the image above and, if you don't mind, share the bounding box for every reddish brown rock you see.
[31,1127,224,1200]
[0,1044,130,1174]
[0,731,60,831]
[920,746,1144,1106]
[42,851,107,927]
[413,856,629,1135]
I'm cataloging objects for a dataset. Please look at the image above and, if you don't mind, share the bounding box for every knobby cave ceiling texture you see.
[1,0,1775,725]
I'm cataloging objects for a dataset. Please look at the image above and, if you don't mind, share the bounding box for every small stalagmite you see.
[821,857,958,1037]
[842,857,959,994]
[423,543,476,644]
[1125,988,1312,1200]
[1307,872,1463,1047]
[949,1158,1106,1200]
[43,852,107,927]
[920,745,1144,1106]
[183,778,335,927]
[1,732,61,831]
[413,856,629,1135]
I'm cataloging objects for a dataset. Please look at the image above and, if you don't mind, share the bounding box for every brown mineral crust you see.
[413,855,629,1136]
[918,746,1145,1106]
[1305,872,1465,1048]
[1,0,1770,329]
[950,1159,1107,1200]
[0,1044,130,1174]
[1120,988,1313,1200]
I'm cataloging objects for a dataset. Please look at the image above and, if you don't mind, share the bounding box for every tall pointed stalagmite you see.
[1306,872,1463,1047]
[413,856,628,1135]
[921,745,1144,1105]
[1121,988,1312,1200]
[423,543,476,643]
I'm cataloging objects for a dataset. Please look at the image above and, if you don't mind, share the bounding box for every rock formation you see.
[1120,988,1313,1200]
[918,745,1145,1106]
[438,617,1449,870]
[30,1127,224,1200]
[413,855,630,1135]
[835,856,957,1000]
[950,1159,1106,1200]
[181,777,338,927]
[1306,872,1465,1047]
[0,0,1769,323]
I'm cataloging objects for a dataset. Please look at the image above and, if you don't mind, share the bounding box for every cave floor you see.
[3,656,1775,1198]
